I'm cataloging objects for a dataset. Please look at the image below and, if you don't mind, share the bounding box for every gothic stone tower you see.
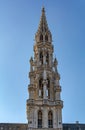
[26,8,63,130]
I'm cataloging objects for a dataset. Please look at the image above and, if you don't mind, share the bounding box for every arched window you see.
[45,34,48,41]
[40,34,43,41]
[48,111,53,128]
[47,78,50,99]
[40,52,43,64]
[46,52,49,65]
[44,27,46,32]
[39,78,43,98]
[38,111,42,128]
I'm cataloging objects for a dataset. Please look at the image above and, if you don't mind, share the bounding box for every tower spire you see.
[35,7,52,43]
[37,7,49,32]
[27,8,63,130]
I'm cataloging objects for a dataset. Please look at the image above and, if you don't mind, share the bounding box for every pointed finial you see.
[54,57,58,65]
[42,6,45,12]
[35,7,52,43]
[41,6,45,17]
[30,56,33,63]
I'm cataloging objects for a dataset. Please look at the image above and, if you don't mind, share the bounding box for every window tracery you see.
[40,34,43,41]
[40,52,43,64]
[46,52,49,65]
[48,111,53,128]
[47,78,50,99]
[39,78,43,98]
[45,34,48,41]
[38,111,42,128]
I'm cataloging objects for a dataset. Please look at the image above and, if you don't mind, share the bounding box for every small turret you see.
[30,57,33,72]
[54,57,58,72]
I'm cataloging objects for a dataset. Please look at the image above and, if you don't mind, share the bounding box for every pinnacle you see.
[35,8,52,43]
[42,6,45,12]
[37,7,49,33]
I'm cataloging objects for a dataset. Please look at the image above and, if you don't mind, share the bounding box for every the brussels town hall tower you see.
[26,7,63,130]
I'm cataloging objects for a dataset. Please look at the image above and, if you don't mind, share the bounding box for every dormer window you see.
[40,34,43,41]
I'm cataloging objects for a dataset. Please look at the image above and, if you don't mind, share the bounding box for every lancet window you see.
[46,52,49,65]
[40,52,43,64]
[48,111,53,128]
[47,78,50,99]
[38,111,42,128]
[39,78,43,98]
[40,34,43,41]
[45,34,48,41]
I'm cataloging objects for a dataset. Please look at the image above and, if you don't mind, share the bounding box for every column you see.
[34,108,38,128]
[43,69,47,99]
[43,81,47,99]
[43,51,46,65]
[38,49,40,66]
[56,109,58,128]
[49,52,51,67]
[53,108,57,128]
[43,107,48,128]
[58,109,62,129]
[55,91,60,100]
[30,62,33,72]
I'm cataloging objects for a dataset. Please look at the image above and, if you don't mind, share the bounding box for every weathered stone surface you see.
[26,7,63,129]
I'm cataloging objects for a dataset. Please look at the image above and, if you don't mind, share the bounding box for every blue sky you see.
[0,0,85,124]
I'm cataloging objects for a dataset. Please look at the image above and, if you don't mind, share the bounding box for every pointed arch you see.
[48,111,53,128]
[47,78,50,99]
[46,52,49,65]
[45,34,48,41]
[38,110,42,128]
[40,34,43,41]
[39,78,43,98]
[40,51,43,64]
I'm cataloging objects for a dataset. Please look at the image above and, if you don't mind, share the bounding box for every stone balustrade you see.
[27,99,63,108]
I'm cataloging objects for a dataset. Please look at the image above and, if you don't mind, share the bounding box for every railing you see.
[27,99,63,107]
[55,100,63,107]
[28,128,62,130]
[27,99,35,105]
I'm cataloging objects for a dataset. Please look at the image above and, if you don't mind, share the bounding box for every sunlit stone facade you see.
[26,7,63,130]
[0,7,85,130]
